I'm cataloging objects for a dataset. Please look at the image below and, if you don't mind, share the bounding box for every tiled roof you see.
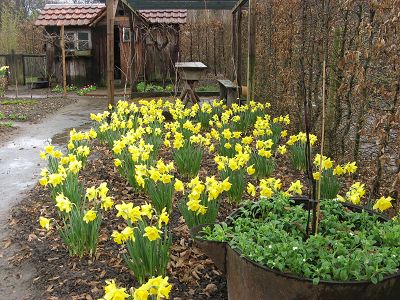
[34,4,106,27]
[34,4,187,27]
[139,10,187,24]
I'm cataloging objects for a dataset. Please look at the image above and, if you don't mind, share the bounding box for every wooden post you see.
[237,8,242,89]
[129,11,137,97]
[60,25,67,98]
[106,0,118,106]
[247,0,256,102]
[232,11,237,80]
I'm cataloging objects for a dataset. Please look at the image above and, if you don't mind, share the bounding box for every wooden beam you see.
[106,0,118,106]
[247,0,255,102]
[231,0,248,13]
[123,0,237,10]
[60,25,67,98]
[129,11,137,97]
[236,7,242,88]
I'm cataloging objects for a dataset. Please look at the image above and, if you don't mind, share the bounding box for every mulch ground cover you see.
[7,123,399,299]
[0,97,77,144]
[9,135,307,299]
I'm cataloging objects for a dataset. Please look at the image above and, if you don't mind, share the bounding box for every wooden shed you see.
[35,3,186,87]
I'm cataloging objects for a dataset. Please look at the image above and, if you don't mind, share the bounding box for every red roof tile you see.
[35,4,187,27]
[34,4,105,27]
[139,10,187,24]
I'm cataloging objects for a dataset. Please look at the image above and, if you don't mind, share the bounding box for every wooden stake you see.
[60,25,67,98]
[315,59,327,235]
[106,0,118,107]
[247,0,256,102]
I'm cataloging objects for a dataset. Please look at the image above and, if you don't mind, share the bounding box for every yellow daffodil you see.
[39,217,51,230]
[278,145,287,155]
[174,179,184,193]
[114,158,122,167]
[159,208,169,226]
[247,183,256,197]
[44,145,54,154]
[86,186,97,201]
[101,279,129,300]
[247,165,256,175]
[101,196,114,211]
[141,202,153,219]
[83,210,97,223]
[39,151,47,160]
[55,193,72,213]
[373,196,393,212]
[143,226,162,241]
[313,172,321,181]
[287,180,303,195]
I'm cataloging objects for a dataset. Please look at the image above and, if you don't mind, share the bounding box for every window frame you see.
[64,29,92,51]
[122,27,131,43]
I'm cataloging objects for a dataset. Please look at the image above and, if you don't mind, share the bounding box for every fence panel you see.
[23,55,47,84]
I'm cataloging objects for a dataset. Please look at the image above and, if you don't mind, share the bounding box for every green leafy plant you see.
[113,203,171,284]
[177,176,231,229]
[202,193,400,285]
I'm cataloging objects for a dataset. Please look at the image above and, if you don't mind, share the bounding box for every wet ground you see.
[0,96,107,299]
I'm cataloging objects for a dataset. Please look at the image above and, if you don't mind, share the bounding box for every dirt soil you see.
[10,143,235,300]
[0,97,77,145]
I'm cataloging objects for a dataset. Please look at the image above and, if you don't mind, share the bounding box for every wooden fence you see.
[0,51,46,85]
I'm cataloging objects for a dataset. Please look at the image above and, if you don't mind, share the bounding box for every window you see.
[122,27,131,43]
[64,30,92,51]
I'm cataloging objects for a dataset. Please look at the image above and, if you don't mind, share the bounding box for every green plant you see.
[7,113,27,121]
[76,84,96,96]
[202,193,400,285]
[138,160,175,213]
[171,132,203,179]
[215,152,250,204]
[59,203,102,257]
[0,121,13,128]
[0,99,37,105]
[113,203,171,284]
[287,133,317,172]
[177,176,231,229]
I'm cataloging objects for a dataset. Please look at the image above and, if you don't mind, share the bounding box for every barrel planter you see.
[190,198,400,300]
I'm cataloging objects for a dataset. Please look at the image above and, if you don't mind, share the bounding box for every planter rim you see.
[192,198,399,285]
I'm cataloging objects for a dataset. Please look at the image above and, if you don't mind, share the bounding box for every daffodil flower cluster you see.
[177,176,231,229]
[135,159,176,213]
[215,150,250,203]
[38,143,106,257]
[100,275,172,300]
[287,132,318,172]
[132,276,172,300]
[337,182,366,205]
[312,155,358,200]
[114,201,171,284]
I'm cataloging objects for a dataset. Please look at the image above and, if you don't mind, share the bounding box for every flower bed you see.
[34,98,397,299]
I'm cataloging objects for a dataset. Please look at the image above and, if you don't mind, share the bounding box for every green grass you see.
[197,84,219,92]
[0,112,28,121]
[25,76,39,84]
[7,113,27,121]
[0,99,38,105]
[0,121,14,128]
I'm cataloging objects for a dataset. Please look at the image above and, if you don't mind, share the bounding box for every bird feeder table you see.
[175,62,207,106]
